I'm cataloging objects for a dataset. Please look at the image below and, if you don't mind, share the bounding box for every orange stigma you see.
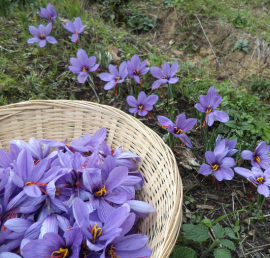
[161,75,168,79]
[75,29,78,34]
[25,182,47,195]
[134,69,140,76]
[40,33,45,39]
[116,77,120,82]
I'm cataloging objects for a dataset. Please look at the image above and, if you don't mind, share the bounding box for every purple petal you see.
[205,151,215,165]
[175,113,186,128]
[0,149,12,169]
[131,54,140,69]
[37,8,49,19]
[0,252,22,258]
[21,240,53,258]
[29,26,39,37]
[182,118,197,132]
[97,199,116,222]
[109,64,119,77]
[105,166,128,191]
[90,127,107,146]
[89,63,99,72]
[77,49,88,64]
[28,159,48,182]
[119,61,128,79]
[127,96,138,107]
[87,56,97,68]
[143,104,153,111]
[241,150,253,160]
[116,246,152,258]
[150,67,163,79]
[71,34,78,43]
[99,72,114,82]
[63,21,75,33]
[79,25,87,34]
[200,164,212,175]
[195,103,206,113]
[258,184,270,197]
[126,200,156,213]
[77,72,88,83]
[39,39,47,48]
[39,215,58,239]
[74,17,82,30]
[73,198,89,227]
[157,116,174,127]
[170,61,178,77]
[220,157,235,168]
[69,65,81,73]
[27,37,39,44]
[4,218,32,233]
[138,110,148,116]
[45,22,52,35]
[24,185,42,197]
[138,91,147,104]
[215,110,229,123]
[256,141,270,156]
[207,112,215,126]
[43,232,64,249]
[114,234,148,251]
[211,95,222,109]
[162,62,170,77]
[47,3,56,17]
[234,167,252,178]
[64,227,82,247]
[145,94,158,105]
[151,79,168,90]
[17,149,33,182]
[129,108,139,113]
[168,77,179,84]
[70,57,82,68]
[214,167,234,181]
[104,80,116,90]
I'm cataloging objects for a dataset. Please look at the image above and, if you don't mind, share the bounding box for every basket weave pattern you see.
[0,100,183,258]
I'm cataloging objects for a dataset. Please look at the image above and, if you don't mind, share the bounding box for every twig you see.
[250,223,270,243]
[194,14,235,87]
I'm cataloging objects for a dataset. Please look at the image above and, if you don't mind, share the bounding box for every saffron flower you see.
[37,3,57,23]
[127,54,149,86]
[195,86,229,127]
[22,228,82,258]
[241,141,270,169]
[27,23,57,48]
[62,17,86,43]
[215,135,238,157]
[200,140,235,181]
[157,114,197,148]
[127,91,158,116]
[150,61,179,90]
[99,62,128,92]
[68,49,99,83]
[234,167,270,197]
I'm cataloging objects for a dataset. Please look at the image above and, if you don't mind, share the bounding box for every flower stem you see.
[87,76,100,103]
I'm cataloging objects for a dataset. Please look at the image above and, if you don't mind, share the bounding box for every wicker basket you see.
[0,100,183,258]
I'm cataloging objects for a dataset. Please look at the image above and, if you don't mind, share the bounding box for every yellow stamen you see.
[256,177,264,184]
[82,67,87,72]
[40,33,45,39]
[116,77,120,81]
[134,69,140,76]
[139,105,144,111]
[91,223,102,243]
[173,126,183,135]
[108,245,119,258]
[55,187,60,196]
[255,156,261,164]
[162,75,168,79]
[95,185,107,197]
[75,29,78,34]
[212,164,219,171]
[206,105,212,114]
[51,247,69,258]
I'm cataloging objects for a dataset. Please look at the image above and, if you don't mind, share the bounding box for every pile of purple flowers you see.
[0,128,155,257]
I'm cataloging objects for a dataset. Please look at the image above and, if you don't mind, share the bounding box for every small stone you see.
[172,50,183,56]
[244,218,250,225]
[255,252,262,258]
[196,205,214,210]
[248,230,254,236]
[236,190,245,198]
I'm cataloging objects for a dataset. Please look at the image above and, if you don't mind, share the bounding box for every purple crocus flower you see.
[215,135,238,157]
[200,140,235,181]
[62,17,86,43]
[99,62,128,92]
[101,212,152,258]
[150,61,179,90]
[27,23,57,48]
[235,167,270,197]
[157,114,197,148]
[37,3,57,23]
[22,228,82,258]
[127,91,158,117]
[68,49,99,83]
[127,54,149,86]
[73,197,128,252]
[195,86,229,127]
[241,141,270,169]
